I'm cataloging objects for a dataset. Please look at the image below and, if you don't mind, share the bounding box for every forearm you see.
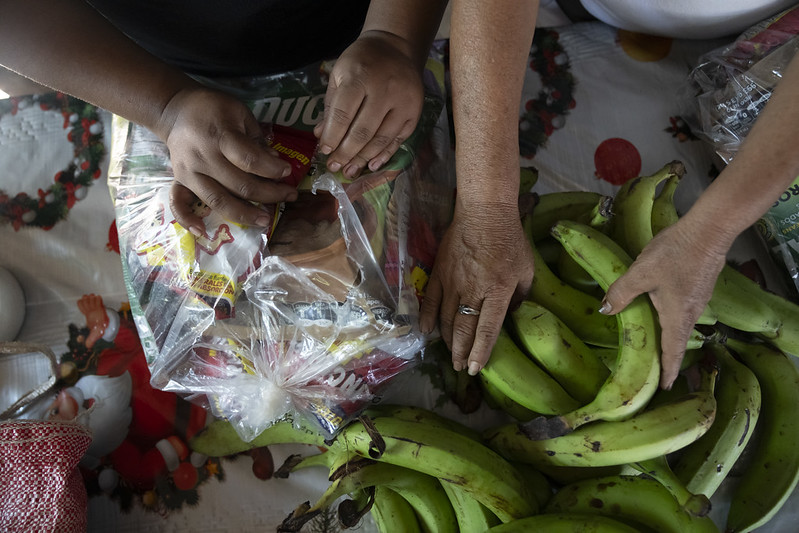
[361,0,449,69]
[450,0,539,211]
[684,52,799,247]
[0,0,200,137]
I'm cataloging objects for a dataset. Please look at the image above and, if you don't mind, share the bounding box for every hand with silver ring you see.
[419,206,534,377]
[457,305,481,316]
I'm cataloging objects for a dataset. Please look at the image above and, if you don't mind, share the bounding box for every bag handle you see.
[0,342,58,420]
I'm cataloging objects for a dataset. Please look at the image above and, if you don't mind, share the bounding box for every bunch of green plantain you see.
[187,161,799,532]
[480,161,799,533]
[192,404,550,532]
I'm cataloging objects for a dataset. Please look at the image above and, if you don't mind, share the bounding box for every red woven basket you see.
[0,419,92,533]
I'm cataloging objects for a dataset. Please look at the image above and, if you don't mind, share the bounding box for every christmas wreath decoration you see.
[0,92,106,230]
[519,28,577,159]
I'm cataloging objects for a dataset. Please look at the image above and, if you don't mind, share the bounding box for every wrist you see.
[454,197,520,223]
[357,29,425,70]
[151,85,207,143]
[679,204,742,255]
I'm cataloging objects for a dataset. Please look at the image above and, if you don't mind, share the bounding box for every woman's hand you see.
[155,87,299,236]
[420,206,535,375]
[600,217,730,389]
[314,30,425,178]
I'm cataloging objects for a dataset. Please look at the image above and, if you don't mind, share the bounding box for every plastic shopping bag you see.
[107,52,454,441]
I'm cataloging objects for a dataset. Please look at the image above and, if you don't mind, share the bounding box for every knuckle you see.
[390,135,406,149]
[452,321,475,339]
[439,314,454,332]
[474,326,499,347]
[349,126,374,144]
[330,107,353,125]
[203,192,226,211]
[239,150,257,173]
[236,180,255,199]
[368,134,392,149]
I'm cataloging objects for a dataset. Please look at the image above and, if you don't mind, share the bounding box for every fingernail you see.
[344,163,359,178]
[281,165,292,178]
[598,298,612,314]
[320,144,332,155]
[328,161,341,172]
[453,360,464,372]
[255,215,271,227]
[467,361,481,376]
[369,157,386,172]
[189,226,204,238]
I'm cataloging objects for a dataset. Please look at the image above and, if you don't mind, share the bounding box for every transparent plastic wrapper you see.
[682,5,799,299]
[106,54,454,441]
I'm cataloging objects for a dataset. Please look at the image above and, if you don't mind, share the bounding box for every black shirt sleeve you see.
[86,0,371,77]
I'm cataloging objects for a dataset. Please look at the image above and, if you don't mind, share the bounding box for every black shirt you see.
[87,0,371,77]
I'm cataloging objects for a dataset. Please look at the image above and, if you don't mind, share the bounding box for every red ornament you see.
[172,461,198,491]
[249,446,274,480]
[593,138,642,186]
[107,220,120,254]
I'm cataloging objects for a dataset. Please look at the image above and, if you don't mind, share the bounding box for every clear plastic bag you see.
[107,54,454,441]
[682,7,799,164]
[682,5,799,299]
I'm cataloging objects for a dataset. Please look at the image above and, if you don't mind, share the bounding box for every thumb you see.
[599,266,650,316]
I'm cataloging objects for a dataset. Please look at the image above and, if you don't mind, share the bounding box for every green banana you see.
[524,213,620,348]
[724,338,799,533]
[370,486,420,533]
[527,190,605,242]
[535,464,625,488]
[510,300,610,404]
[480,326,581,416]
[528,241,620,348]
[479,373,540,422]
[535,236,566,268]
[364,403,482,441]
[593,349,697,379]
[274,450,336,477]
[484,365,716,469]
[524,220,660,438]
[730,268,799,355]
[545,474,720,533]
[441,481,501,532]
[189,416,326,457]
[651,171,682,236]
[334,414,538,522]
[556,246,602,296]
[708,264,782,336]
[486,512,642,533]
[509,461,553,509]
[282,458,457,533]
[645,372,691,409]
[555,194,613,297]
[673,342,761,499]
[626,455,712,517]
[382,472,458,533]
[611,160,686,257]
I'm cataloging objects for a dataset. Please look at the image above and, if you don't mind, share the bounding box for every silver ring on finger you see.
[457,304,481,316]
